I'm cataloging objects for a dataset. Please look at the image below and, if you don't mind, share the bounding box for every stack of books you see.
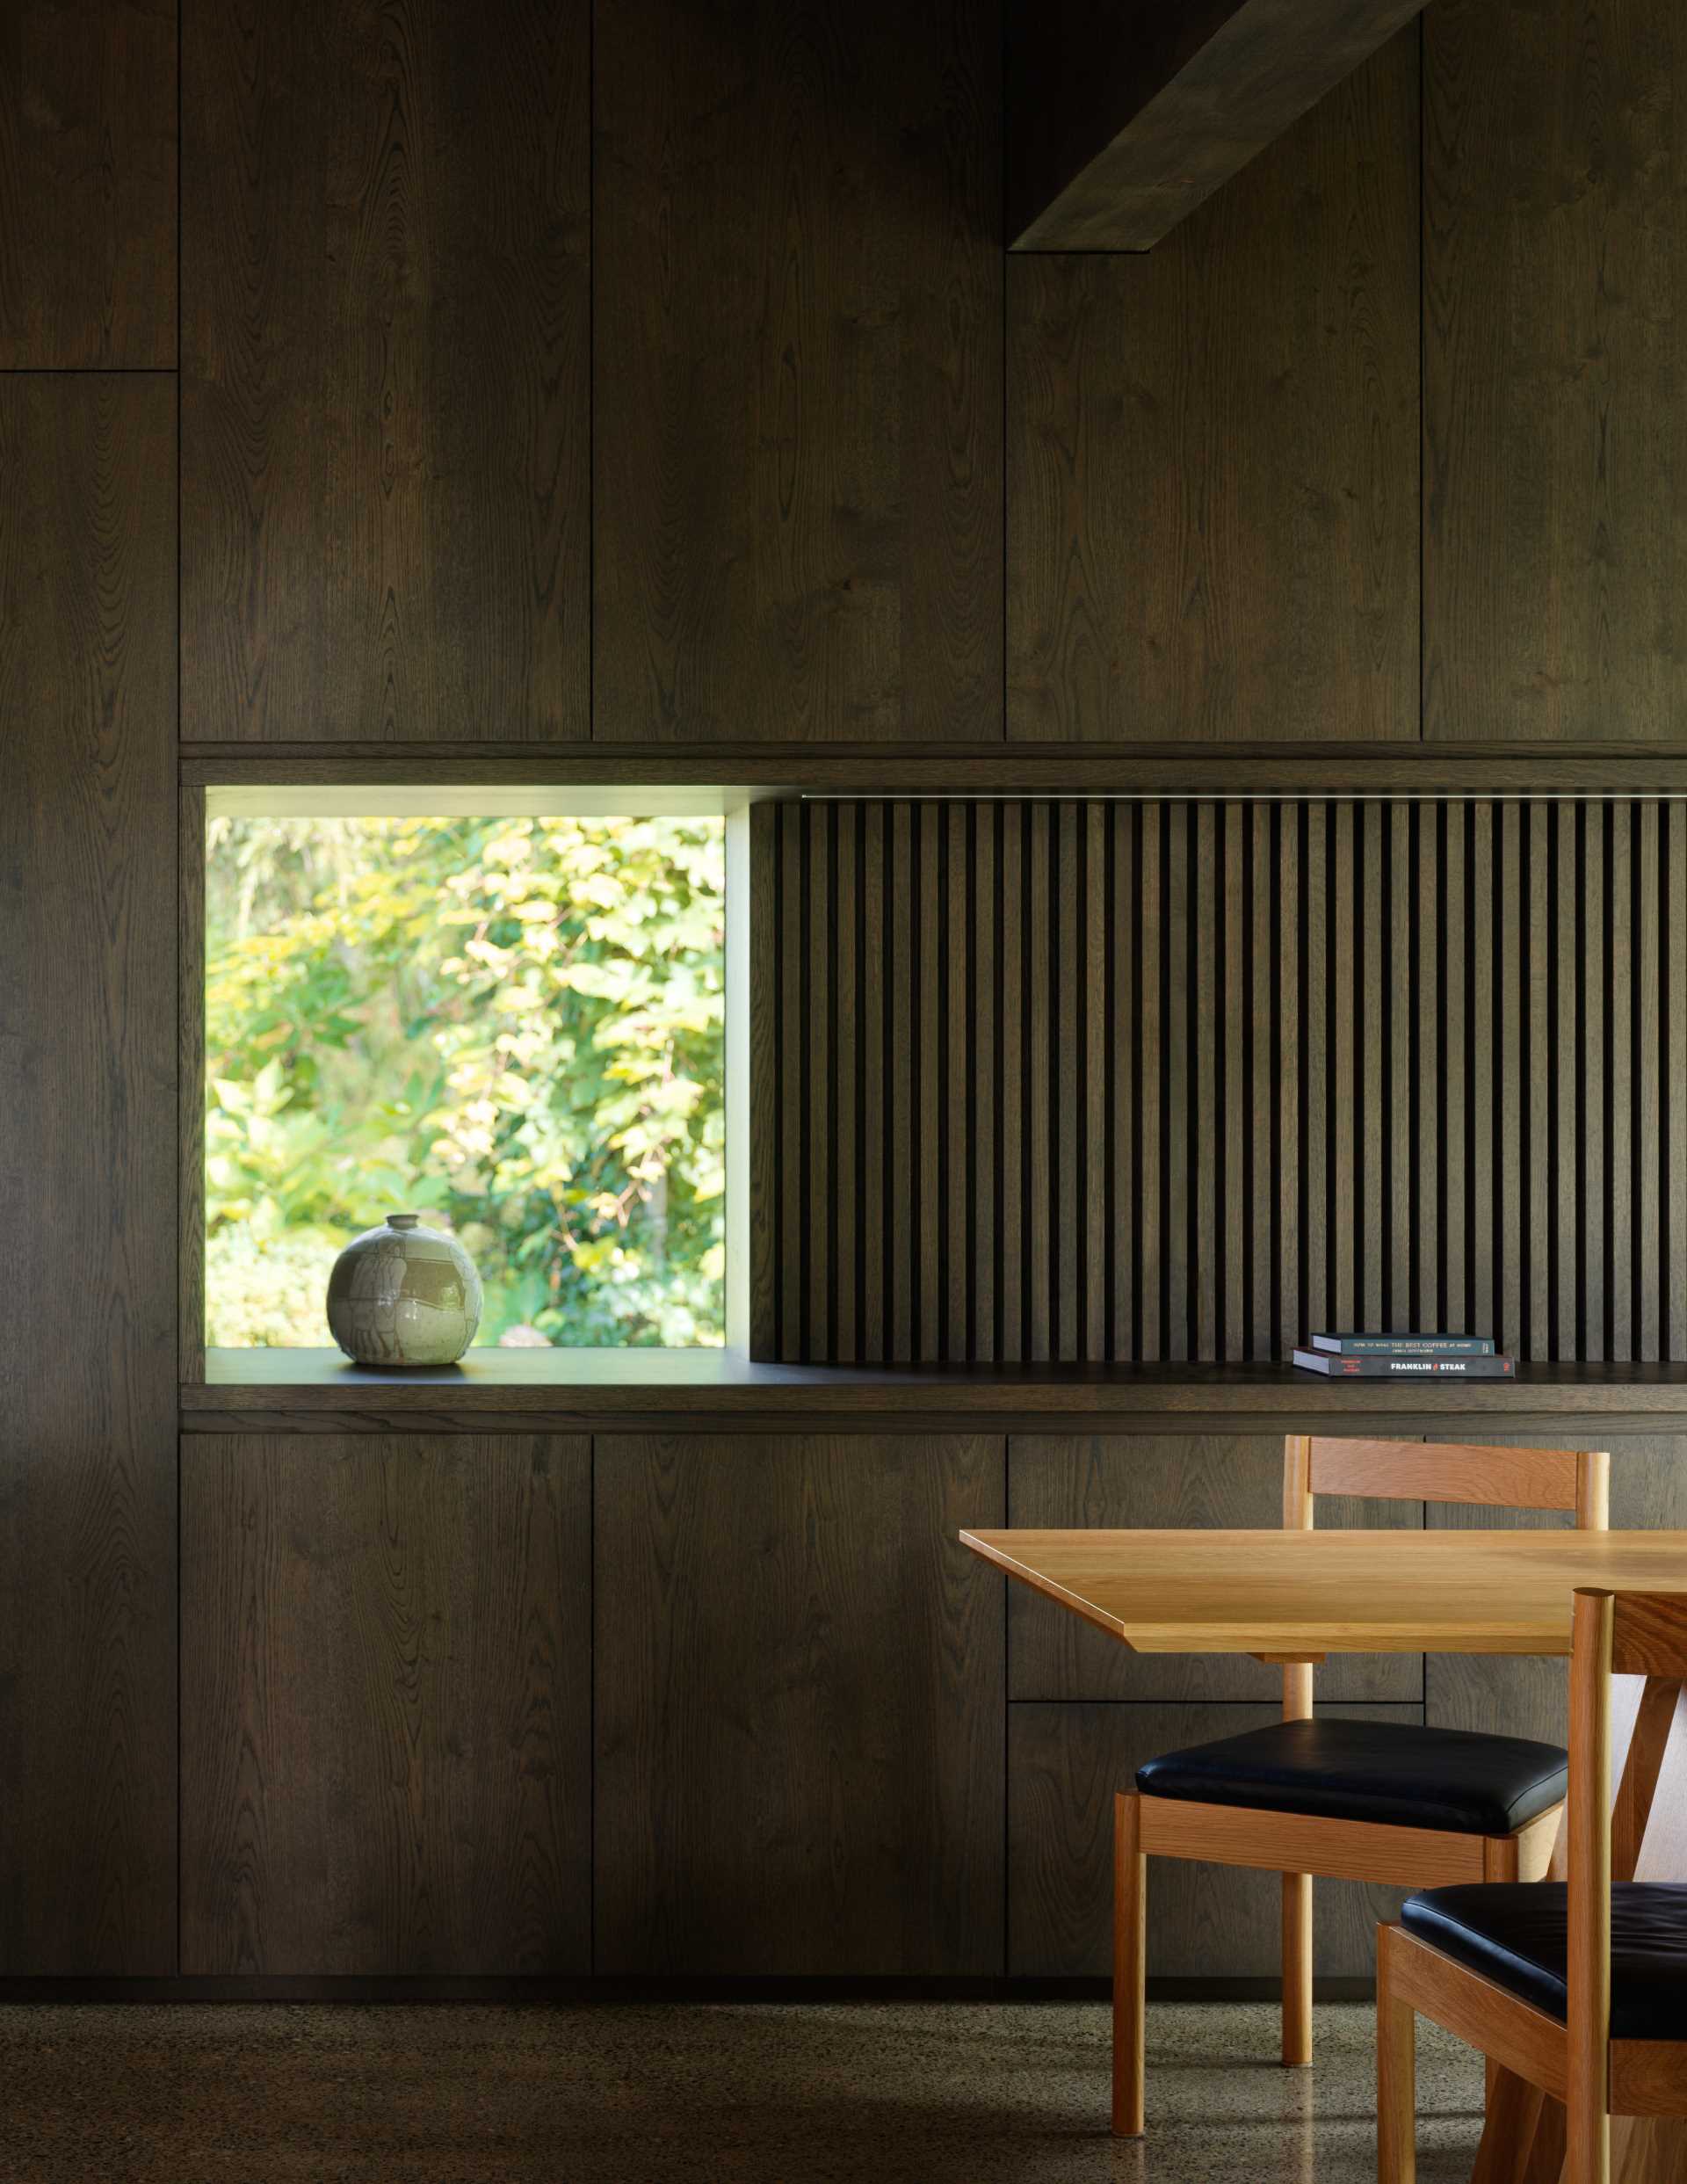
[1291,1333,1516,1377]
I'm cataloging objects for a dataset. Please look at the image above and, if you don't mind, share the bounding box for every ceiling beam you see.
[1009,0,1430,252]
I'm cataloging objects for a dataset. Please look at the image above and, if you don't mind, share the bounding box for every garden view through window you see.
[206,814,727,1348]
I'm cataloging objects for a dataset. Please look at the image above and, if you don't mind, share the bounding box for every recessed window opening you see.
[204,804,729,1351]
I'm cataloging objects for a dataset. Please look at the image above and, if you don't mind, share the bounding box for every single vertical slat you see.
[1387,802,1411,1332]
[1083,803,1108,1359]
[1055,802,1081,1360]
[1443,802,1467,1331]
[1303,805,1327,1339]
[1528,802,1552,1361]
[1027,804,1053,1360]
[748,805,780,1360]
[1499,802,1523,1355]
[833,805,858,1363]
[1670,804,1687,1360]
[1251,804,1273,1359]
[1332,803,1355,1331]
[1112,806,1136,1359]
[1469,804,1495,1341]
[780,804,806,1360]
[1583,804,1605,1361]
[1360,801,1384,1330]
[1223,806,1246,1360]
[861,804,887,1362]
[1637,802,1660,1362]
[1192,803,1219,1360]
[974,807,997,1361]
[1278,805,1300,1353]
[999,805,1025,1361]
[917,804,943,1361]
[1416,803,1440,1331]
[888,803,916,1362]
[1556,801,1580,1360]
[1609,805,1633,1360]
[807,807,831,1361]
[946,805,970,1363]
[1140,805,1162,1359]
[1166,807,1191,1360]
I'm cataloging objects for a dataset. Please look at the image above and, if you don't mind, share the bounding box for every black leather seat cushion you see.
[1403,1883,1687,2039]
[1135,1716,1568,1836]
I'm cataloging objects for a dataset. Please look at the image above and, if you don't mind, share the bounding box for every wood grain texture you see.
[181,0,589,742]
[181,1434,590,1976]
[1006,1435,1422,1703]
[1008,1702,1415,1977]
[1007,0,1430,251]
[1424,0,1687,739]
[0,376,177,1973]
[756,797,1687,1363]
[1006,33,1418,743]
[594,0,1002,742]
[0,0,175,366]
[594,1434,1005,1975]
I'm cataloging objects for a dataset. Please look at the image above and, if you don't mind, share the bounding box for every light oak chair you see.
[1378,1586,1687,2184]
[1112,1433,1610,2138]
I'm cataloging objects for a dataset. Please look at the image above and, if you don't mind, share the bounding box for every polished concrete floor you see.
[1,1999,1487,2182]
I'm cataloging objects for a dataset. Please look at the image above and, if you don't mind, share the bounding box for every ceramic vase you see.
[326,1214,482,1366]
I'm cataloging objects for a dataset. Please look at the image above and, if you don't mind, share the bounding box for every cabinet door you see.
[0,378,177,1975]
[181,0,589,742]
[182,1435,590,1975]
[593,0,1002,742]
[1009,1702,1418,1979]
[595,1435,1005,1973]
[1009,1436,1424,1704]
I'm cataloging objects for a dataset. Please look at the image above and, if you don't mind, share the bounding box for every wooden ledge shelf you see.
[184,1352,1687,1437]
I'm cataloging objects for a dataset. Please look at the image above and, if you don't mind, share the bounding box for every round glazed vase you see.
[327,1215,482,1366]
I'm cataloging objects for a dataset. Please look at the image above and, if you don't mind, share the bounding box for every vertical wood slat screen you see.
[750,800,1687,1365]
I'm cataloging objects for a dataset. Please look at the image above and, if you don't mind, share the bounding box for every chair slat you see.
[1307,1437,1587,1511]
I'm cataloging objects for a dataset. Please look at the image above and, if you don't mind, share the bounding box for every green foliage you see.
[205,815,726,1348]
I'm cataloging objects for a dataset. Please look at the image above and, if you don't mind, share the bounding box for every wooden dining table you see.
[960,1525,1687,2182]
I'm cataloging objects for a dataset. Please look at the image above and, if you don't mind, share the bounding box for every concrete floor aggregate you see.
[0,1999,1488,2183]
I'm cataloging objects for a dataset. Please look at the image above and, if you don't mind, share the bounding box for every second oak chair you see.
[1111,1433,1610,2138]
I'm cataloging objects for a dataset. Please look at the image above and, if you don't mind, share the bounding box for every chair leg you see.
[1112,1790,1147,2138]
[1282,1869,1313,2066]
[1481,1834,1521,2113]
[1377,1926,1416,2184]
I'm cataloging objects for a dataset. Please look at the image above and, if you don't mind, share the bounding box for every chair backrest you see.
[1276,1439,1610,1723]
[1285,1436,1610,1532]
[1566,1591,1687,2132]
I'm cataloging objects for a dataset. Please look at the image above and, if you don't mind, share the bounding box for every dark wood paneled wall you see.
[180,0,590,743]
[182,1436,590,1975]
[0,0,176,367]
[1423,0,1687,740]
[1007,35,1420,743]
[756,797,1687,1364]
[594,0,1002,742]
[0,376,178,1972]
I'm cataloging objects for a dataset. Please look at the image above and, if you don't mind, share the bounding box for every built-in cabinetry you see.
[164,1413,1687,1984]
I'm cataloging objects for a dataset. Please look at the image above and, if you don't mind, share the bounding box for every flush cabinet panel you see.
[1009,1702,1419,1979]
[182,1434,590,1975]
[0,376,178,1974]
[1008,1436,1424,1705]
[594,1434,1006,1974]
[181,0,590,742]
